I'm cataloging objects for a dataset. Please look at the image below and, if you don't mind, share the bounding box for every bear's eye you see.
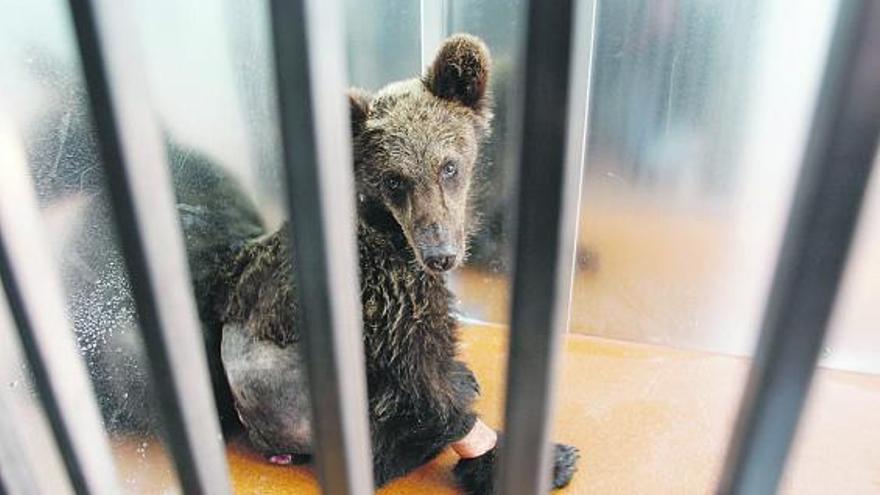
[384,176,403,192]
[441,161,458,179]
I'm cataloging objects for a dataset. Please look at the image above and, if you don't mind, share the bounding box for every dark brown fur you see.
[218,34,578,492]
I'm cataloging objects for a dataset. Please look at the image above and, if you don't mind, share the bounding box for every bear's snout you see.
[422,246,458,272]
[415,223,460,272]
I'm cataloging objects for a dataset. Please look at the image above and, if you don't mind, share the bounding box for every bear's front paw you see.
[453,442,580,493]
[551,443,580,489]
[453,445,497,495]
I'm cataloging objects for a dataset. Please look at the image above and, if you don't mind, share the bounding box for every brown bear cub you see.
[219,34,579,493]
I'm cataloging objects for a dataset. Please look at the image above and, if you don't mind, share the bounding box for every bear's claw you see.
[551,443,580,489]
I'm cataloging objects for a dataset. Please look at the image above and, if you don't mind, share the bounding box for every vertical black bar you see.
[497,0,596,493]
[269,0,374,493]
[0,119,119,495]
[718,1,880,493]
[66,1,232,493]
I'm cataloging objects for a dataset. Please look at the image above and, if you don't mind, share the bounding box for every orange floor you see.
[200,325,877,494]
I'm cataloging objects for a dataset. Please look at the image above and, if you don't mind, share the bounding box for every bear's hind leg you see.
[222,323,314,460]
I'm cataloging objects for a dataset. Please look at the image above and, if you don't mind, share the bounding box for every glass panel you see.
[337,0,522,324]
[779,150,880,494]
[123,1,423,490]
[574,0,839,354]
[0,287,73,494]
[448,0,526,322]
[127,0,286,482]
[345,0,420,90]
[420,1,840,492]
[567,0,839,492]
[131,0,284,225]
[0,1,180,492]
[2,1,865,492]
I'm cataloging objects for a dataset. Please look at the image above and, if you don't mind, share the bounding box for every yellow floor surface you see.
[215,324,880,494]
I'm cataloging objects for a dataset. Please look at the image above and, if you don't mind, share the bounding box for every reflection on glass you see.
[446,0,525,323]
[132,0,284,225]
[564,1,877,493]
[575,0,838,355]
[0,0,179,492]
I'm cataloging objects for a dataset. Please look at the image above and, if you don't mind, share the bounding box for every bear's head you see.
[350,34,492,274]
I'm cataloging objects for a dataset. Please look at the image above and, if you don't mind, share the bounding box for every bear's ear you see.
[425,34,491,113]
[348,88,372,135]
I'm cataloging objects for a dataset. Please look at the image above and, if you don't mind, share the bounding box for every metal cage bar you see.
[0,120,120,495]
[66,1,232,493]
[718,1,880,493]
[268,0,374,493]
[497,0,597,492]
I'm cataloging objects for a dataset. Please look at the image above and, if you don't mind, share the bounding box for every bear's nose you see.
[424,253,456,272]
[421,244,457,272]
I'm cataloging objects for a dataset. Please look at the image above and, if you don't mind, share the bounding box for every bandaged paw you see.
[452,418,497,459]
